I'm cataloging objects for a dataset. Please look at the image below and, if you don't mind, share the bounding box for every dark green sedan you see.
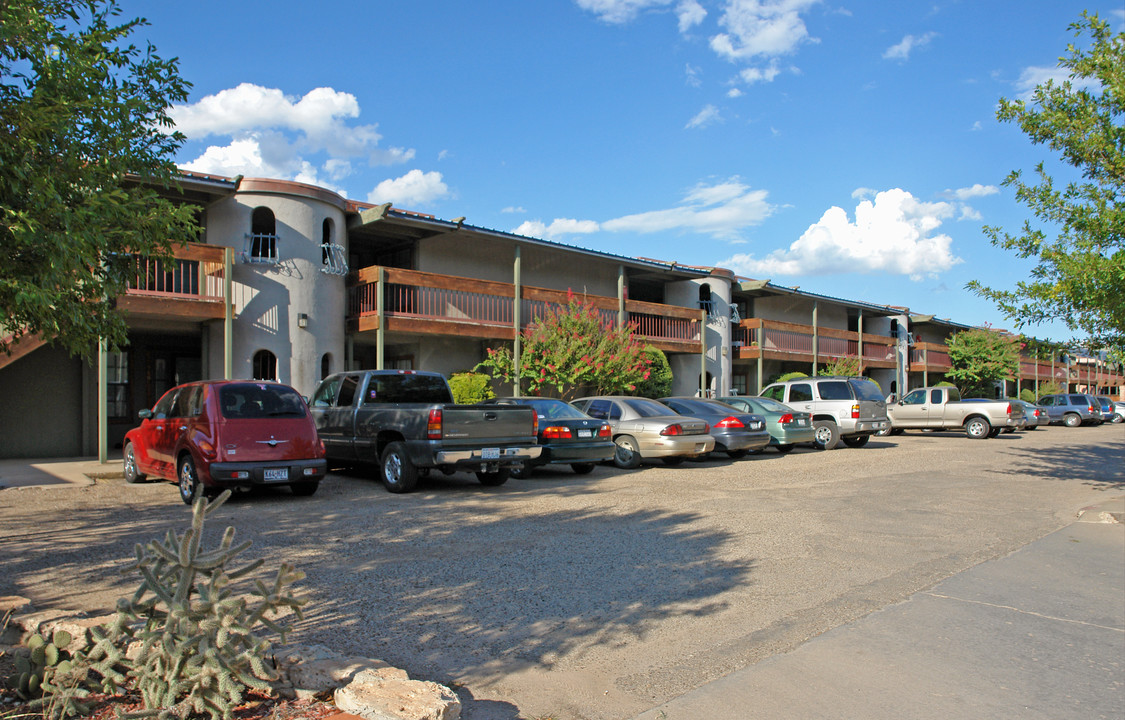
[716,396,816,453]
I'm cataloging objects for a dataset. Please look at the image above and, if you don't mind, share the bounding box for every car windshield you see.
[745,396,792,414]
[623,398,675,417]
[219,384,307,419]
[513,398,588,419]
[848,379,885,402]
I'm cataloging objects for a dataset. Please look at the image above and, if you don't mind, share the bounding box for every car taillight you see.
[661,424,684,436]
[714,416,745,429]
[197,440,215,458]
[597,423,612,438]
[542,425,573,439]
[1005,403,1012,414]
[851,403,860,419]
[1089,405,1096,413]
[318,438,326,455]
[427,408,442,440]
[778,413,794,425]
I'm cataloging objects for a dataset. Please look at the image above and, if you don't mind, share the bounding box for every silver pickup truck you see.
[309,370,541,492]
[885,386,1025,439]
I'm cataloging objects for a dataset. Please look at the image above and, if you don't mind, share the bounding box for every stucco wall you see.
[0,346,84,458]
[203,188,348,396]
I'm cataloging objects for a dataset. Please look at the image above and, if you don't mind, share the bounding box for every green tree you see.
[476,291,650,400]
[1,0,198,360]
[968,13,1124,353]
[944,328,1021,398]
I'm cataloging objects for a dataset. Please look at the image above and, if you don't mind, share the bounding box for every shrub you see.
[1020,388,1037,403]
[775,371,809,384]
[629,346,672,398]
[448,372,495,404]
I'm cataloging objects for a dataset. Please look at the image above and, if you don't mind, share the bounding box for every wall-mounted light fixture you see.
[298,313,309,329]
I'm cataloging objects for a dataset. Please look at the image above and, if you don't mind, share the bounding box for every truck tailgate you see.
[441,405,535,444]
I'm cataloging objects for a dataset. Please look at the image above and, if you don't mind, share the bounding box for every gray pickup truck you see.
[885,386,1025,439]
[309,370,542,492]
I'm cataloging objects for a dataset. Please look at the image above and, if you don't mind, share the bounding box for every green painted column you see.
[224,247,233,379]
[376,266,385,370]
[98,339,107,464]
[514,246,522,398]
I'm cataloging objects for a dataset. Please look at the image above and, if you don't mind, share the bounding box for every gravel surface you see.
[2,424,1122,720]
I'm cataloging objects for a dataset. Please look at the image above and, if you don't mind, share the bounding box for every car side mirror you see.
[138,408,153,420]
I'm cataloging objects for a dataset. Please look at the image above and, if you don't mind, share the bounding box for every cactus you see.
[82,490,306,720]
[12,629,73,699]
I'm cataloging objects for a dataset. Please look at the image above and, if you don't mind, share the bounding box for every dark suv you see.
[1036,393,1102,427]
[758,376,889,450]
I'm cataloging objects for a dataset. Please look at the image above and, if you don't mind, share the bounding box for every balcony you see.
[732,319,896,368]
[346,266,704,353]
[116,242,229,322]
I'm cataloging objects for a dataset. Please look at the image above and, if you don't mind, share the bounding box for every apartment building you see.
[1,172,1121,459]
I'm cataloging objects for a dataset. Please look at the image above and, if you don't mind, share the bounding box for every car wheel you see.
[726,449,750,459]
[476,468,510,486]
[613,435,642,469]
[841,434,870,448]
[965,416,991,439]
[123,443,146,484]
[1063,413,1081,428]
[813,421,840,450]
[775,444,795,454]
[662,456,686,466]
[509,461,533,479]
[291,482,319,497]
[1113,414,1124,424]
[380,442,418,493]
[178,456,201,505]
[570,463,596,475]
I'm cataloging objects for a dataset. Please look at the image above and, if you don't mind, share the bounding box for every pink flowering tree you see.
[476,291,651,400]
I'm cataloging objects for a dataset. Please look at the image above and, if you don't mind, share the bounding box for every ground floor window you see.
[107,351,129,418]
[731,373,748,397]
[253,349,277,381]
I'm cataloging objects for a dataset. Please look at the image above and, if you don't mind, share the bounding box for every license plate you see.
[796,419,806,426]
[577,429,593,438]
[264,468,288,482]
[482,447,500,460]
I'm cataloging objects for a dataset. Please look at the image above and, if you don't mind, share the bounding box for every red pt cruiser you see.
[123,380,327,504]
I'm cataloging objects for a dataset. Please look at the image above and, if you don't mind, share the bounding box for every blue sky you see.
[120,0,1121,342]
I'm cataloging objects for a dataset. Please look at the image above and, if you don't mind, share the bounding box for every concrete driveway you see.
[1,424,1121,719]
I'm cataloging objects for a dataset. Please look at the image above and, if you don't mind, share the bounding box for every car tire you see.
[875,426,892,437]
[965,416,991,439]
[380,442,418,493]
[662,456,686,466]
[813,420,840,450]
[775,444,795,454]
[509,461,534,479]
[570,463,596,475]
[476,468,510,486]
[613,435,642,469]
[841,434,870,448]
[726,449,750,459]
[291,482,319,497]
[123,443,146,484]
[1063,413,1081,428]
[178,456,201,505]
[988,426,1003,438]
[1113,414,1124,424]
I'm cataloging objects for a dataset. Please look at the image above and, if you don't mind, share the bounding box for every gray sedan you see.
[571,396,715,469]
[659,397,771,458]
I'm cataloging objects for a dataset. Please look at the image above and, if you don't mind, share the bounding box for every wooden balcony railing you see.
[732,319,896,368]
[117,242,228,321]
[347,266,703,352]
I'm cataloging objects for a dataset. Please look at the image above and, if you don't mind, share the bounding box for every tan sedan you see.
[570,396,715,469]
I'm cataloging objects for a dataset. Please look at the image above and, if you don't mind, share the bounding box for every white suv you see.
[759,376,890,450]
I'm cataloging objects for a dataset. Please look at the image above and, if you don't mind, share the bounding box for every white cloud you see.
[574,0,673,24]
[882,32,937,61]
[740,62,783,84]
[685,63,703,87]
[172,84,415,190]
[602,176,773,240]
[514,218,601,240]
[719,188,963,280]
[1013,65,1070,101]
[367,170,449,207]
[686,104,722,129]
[677,0,707,31]
[727,87,744,98]
[502,206,527,214]
[709,0,819,61]
[948,184,999,201]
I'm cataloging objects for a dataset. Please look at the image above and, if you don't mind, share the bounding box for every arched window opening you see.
[245,207,279,264]
[320,217,348,276]
[698,283,715,317]
[252,350,277,381]
[321,353,332,380]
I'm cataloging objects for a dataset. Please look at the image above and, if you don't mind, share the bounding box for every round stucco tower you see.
[203,178,348,396]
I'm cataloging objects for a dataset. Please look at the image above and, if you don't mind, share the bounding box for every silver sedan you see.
[571,396,715,469]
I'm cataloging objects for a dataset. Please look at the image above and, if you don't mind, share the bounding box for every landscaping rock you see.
[334,669,461,720]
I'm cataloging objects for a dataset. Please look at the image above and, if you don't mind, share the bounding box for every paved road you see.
[1,423,1122,720]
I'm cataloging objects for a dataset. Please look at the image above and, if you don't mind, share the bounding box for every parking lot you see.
[1,423,1122,720]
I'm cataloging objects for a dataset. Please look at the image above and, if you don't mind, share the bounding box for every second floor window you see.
[246,207,279,264]
[320,217,348,276]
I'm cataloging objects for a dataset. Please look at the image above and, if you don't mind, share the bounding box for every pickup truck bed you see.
[886,387,1024,439]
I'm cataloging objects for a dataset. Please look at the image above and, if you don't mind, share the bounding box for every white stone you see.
[334,668,461,720]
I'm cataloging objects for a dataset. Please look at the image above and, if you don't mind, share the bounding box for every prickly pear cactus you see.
[13,629,73,699]
[82,490,306,720]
